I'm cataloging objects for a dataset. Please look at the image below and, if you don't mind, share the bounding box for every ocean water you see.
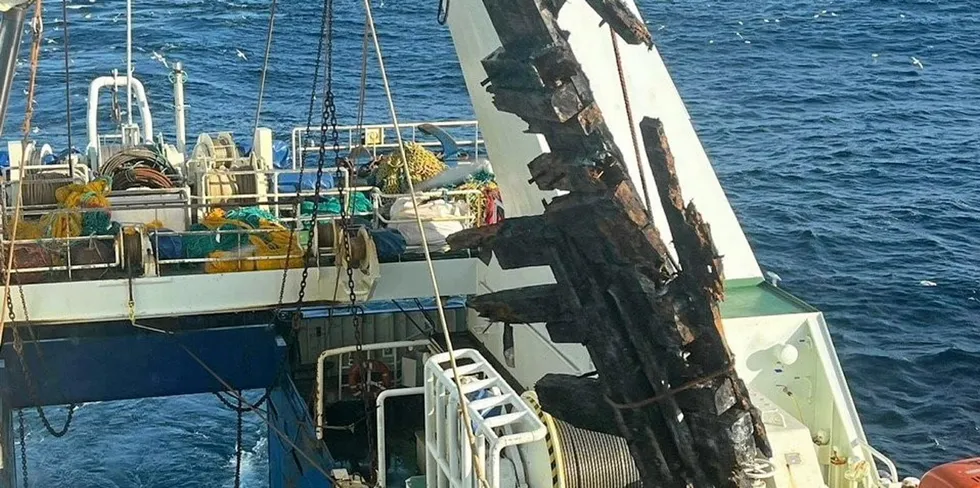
[5,0,979,485]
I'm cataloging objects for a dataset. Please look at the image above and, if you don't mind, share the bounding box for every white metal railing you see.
[1,231,122,280]
[376,387,426,488]
[424,349,546,488]
[150,225,310,273]
[857,440,899,487]
[194,167,354,214]
[315,339,433,440]
[291,120,484,170]
[0,185,481,281]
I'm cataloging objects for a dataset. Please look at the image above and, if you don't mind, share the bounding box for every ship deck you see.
[720,278,816,319]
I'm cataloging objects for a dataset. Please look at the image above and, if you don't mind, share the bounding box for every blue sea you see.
[6,0,979,485]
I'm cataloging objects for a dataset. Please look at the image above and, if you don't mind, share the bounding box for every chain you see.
[297,0,336,309]
[436,0,449,25]
[17,409,26,488]
[110,84,122,126]
[16,332,76,437]
[0,242,76,438]
[0,0,77,441]
[275,0,330,310]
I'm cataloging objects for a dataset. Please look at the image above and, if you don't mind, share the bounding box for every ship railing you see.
[0,185,482,280]
[149,225,314,275]
[314,339,434,440]
[0,229,122,280]
[192,166,354,218]
[856,440,899,487]
[291,120,484,170]
[423,349,546,488]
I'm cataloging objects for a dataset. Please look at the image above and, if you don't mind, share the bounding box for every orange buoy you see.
[347,359,394,397]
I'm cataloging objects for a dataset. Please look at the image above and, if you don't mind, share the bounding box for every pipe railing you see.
[0,178,482,281]
[1,231,122,280]
[315,339,433,440]
[291,120,483,170]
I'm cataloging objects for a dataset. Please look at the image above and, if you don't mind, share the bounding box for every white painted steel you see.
[375,386,426,488]
[315,339,431,440]
[86,75,153,160]
[4,257,478,323]
[290,120,483,170]
[172,62,187,154]
[424,349,545,488]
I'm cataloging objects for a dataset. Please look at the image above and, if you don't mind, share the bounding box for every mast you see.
[172,62,186,153]
[123,0,137,145]
[0,4,27,137]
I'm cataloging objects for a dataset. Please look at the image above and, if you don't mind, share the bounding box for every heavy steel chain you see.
[275,0,330,309]
[297,0,336,310]
[0,215,76,439]
[0,239,77,438]
[16,336,76,437]
[17,409,27,488]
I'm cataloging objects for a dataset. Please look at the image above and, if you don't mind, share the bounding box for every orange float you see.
[920,458,980,488]
[347,359,394,397]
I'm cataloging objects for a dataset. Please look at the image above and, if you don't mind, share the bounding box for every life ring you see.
[347,359,394,397]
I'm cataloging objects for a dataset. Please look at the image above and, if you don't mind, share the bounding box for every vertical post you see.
[0,6,27,138]
[125,0,133,127]
[172,62,186,154]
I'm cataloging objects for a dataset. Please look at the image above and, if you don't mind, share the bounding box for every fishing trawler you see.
[0,0,971,486]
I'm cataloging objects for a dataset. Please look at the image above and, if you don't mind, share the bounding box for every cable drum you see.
[101,146,177,177]
[552,417,642,488]
[21,171,70,206]
[100,146,182,190]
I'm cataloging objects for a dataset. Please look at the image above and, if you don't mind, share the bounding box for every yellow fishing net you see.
[15,178,113,240]
[375,142,446,194]
[202,214,304,273]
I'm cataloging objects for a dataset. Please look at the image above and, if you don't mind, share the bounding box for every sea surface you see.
[5,0,979,485]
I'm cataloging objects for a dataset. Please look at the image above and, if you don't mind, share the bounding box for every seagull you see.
[151,51,169,68]
[911,56,924,69]
[236,49,248,61]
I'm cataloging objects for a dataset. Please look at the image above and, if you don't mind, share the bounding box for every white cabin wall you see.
[446,0,763,280]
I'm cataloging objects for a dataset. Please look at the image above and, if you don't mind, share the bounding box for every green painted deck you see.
[719,279,816,319]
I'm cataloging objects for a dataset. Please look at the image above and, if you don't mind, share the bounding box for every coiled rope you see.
[374,142,445,194]
[102,146,178,178]
[100,146,178,190]
[111,167,174,191]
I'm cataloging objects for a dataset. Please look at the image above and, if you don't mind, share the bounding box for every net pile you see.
[182,208,304,274]
[16,177,117,239]
[374,143,446,194]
